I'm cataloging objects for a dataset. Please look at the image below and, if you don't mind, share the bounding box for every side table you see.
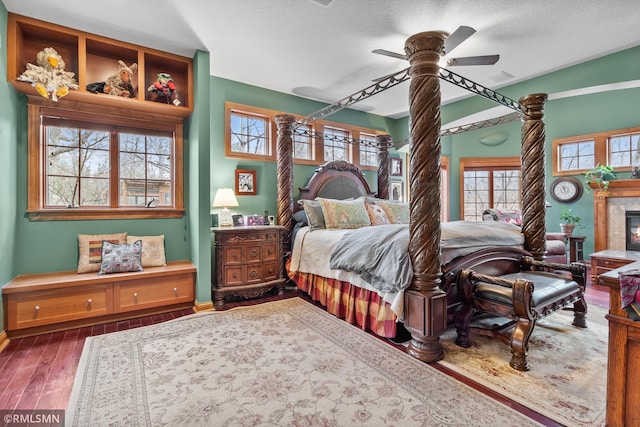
[568,235,586,262]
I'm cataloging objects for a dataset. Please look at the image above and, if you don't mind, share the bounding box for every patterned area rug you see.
[438,304,608,427]
[66,297,541,426]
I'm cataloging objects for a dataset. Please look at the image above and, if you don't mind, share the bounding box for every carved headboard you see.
[297,161,375,207]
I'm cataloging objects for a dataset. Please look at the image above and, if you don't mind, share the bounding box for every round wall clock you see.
[550,177,584,203]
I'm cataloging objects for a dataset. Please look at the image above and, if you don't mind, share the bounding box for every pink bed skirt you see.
[287,261,398,338]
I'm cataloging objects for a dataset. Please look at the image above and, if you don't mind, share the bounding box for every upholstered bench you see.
[454,256,587,371]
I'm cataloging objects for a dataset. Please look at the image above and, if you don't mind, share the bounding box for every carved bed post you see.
[275,114,296,252]
[520,94,548,261]
[403,31,447,363]
[376,134,392,199]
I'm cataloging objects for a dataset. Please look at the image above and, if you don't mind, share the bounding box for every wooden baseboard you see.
[193,300,214,312]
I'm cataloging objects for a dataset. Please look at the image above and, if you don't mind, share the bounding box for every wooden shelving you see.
[7,13,194,118]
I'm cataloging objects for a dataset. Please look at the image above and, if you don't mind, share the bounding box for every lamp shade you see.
[212,188,239,209]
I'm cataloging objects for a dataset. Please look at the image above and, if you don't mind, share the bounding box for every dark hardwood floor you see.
[0,283,609,425]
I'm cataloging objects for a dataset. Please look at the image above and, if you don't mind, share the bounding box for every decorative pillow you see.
[292,209,308,226]
[318,197,371,229]
[482,208,523,226]
[298,199,326,230]
[77,232,127,273]
[99,240,143,275]
[127,235,166,267]
[374,200,410,224]
[366,203,391,225]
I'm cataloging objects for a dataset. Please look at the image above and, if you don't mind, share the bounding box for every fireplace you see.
[626,211,640,251]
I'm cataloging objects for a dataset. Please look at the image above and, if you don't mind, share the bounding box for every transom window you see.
[460,157,521,221]
[553,125,640,175]
[28,102,184,220]
[224,102,383,168]
[358,133,378,167]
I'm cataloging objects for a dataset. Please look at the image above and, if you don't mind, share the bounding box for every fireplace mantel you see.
[591,179,640,251]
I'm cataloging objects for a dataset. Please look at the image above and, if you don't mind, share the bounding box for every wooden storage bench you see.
[2,260,196,338]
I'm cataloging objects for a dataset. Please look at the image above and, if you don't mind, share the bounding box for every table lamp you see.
[212,188,239,226]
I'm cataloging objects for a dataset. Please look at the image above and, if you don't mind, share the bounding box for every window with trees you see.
[460,157,521,221]
[224,102,384,168]
[552,125,640,175]
[28,103,184,220]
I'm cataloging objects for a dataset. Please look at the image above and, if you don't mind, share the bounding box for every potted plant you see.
[559,207,582,236]
[585,164,616,190]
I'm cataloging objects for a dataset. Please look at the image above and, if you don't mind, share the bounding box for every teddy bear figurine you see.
[147,72,181,106]
[86,60,137,98]
[17,47,79,102]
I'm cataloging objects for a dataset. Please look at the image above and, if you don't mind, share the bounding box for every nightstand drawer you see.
[223,246,243,264]
[246,244,262,262]
[246,265,263,284]
[264,262,278,281]
[224,266,244,286]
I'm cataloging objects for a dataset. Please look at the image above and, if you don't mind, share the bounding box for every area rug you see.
[66,297,541,426]
[438,305,608,427]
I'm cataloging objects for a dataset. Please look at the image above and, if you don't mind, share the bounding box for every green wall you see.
[0,2,19,332]
[208,76,399,218]
[440,45,640,257]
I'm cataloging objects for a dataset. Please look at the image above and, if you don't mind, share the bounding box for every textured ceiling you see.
[4,0,640,119]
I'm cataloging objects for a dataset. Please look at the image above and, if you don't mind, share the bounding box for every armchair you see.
[481,208,567,264]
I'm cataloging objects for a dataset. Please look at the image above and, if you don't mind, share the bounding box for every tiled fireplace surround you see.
[591,180,640,251]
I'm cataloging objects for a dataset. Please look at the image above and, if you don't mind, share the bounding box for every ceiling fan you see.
[372,26,499,80]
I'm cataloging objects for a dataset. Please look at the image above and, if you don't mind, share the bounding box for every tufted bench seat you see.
[454,256,587,371]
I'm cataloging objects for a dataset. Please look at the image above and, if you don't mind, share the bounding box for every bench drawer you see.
[114,273,194,313]
[7,284,111,330]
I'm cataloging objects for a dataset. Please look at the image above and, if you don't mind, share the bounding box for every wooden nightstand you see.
[590,249,640,285]
[211,225,286,307]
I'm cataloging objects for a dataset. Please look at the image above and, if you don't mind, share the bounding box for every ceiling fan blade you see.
[446,54,499,67]
[443,25,476,54]
[372,49,406,60]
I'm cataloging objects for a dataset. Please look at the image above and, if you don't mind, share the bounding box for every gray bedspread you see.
[329,224,411,294]
[328,221,523,294]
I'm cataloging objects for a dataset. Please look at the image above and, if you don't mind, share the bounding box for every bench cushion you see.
[475,271,581,308]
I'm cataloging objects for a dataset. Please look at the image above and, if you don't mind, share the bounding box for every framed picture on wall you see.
[235,169,257,195]
[390,181,404,202]
[391,157,403,176]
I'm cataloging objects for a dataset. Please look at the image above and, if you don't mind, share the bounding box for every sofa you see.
[482,208,568,264]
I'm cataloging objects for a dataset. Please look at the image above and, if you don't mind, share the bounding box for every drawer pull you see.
[267,249,273,255]
[133,292,138,297]
[232,273,238,279]
[34,305,41,311]
[268,268,274,274]
[232,253,237,259]
[250,250,258,257]
[173,287,178,292]
[250,270,257,278]
[87,298,92,303]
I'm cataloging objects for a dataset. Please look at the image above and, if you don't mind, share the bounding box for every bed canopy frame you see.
[274,31,548,363]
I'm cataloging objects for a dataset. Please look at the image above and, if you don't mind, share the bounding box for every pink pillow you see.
[366,203,390,225]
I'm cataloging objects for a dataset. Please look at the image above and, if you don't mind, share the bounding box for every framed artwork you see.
[391,157,403,176]
[390,181,404,202]
[235,169,257,195]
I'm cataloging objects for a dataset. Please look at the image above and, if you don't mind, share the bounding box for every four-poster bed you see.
[274,30,573,364]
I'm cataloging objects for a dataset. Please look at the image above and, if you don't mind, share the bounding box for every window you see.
[609,132,640,168]
[323,126,350,162]
[293,124,314,161]
[358,133,378,167]
[224,102,384,168]
[28,103,184,220]
[557,140,595,172]
[460,157,521,221]
[229,111,269,156]
[552,125,640,175]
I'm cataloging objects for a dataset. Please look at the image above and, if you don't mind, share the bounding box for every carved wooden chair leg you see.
[509,318,536,371]
[572,296,588,328]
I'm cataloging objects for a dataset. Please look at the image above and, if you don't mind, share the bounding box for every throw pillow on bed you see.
[77,232,128,273]
[98,240,143,274]
[127,235,166,267]
[318,197,371,229]
[366,203,391,225]
[298,199,326,230]
[374,199,410,224]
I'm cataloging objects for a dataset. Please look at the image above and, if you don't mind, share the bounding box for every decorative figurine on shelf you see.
[86,60,137,98]
[17,47,78,102]
[632,166,640,179]
[147,72,181,106]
